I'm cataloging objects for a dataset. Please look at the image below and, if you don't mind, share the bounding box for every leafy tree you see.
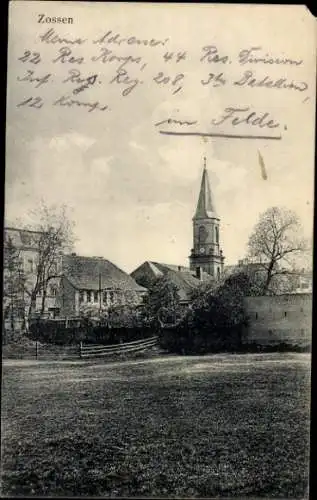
[141,275,183,329]
[106,304,142,329]
[78,290,144,327]
[247,206,308,295]
[171,273,249,353]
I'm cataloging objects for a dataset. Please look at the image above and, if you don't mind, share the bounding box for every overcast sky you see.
[5,2,315,272]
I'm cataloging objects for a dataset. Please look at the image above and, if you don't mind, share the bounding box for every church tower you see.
[189,157,225,279]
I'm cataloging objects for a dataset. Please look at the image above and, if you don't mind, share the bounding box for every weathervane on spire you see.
[203,156,207,170]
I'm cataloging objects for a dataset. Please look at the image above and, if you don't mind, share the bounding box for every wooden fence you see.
[79,336,159,358]
[3,336,159,360]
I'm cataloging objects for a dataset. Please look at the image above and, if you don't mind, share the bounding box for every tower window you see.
[49,285,57,297]
[198,225,207,244]
[215,226,219,244]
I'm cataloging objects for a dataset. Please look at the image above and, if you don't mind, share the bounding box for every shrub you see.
[28,319,86,345]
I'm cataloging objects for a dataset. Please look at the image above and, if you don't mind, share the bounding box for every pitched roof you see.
[153,262,191,273]
[131,261,214,302]
[194,163,218,219]
[62,254,146,292]
[152,262,211,282]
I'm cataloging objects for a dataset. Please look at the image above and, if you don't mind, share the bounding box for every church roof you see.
[62,254,146,292]
[194,161,218,219]
[131,261,214,302]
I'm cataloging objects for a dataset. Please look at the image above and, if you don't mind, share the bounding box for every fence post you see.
[79,341,83,359]
[35,341,39,360]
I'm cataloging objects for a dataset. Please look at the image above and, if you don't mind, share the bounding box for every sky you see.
[5,2,316,273]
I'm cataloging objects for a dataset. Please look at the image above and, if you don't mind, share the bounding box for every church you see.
[131,158,225,302]
[189,157,225,279]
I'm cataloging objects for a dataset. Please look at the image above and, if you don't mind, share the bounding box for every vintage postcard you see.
[2,1,316,498]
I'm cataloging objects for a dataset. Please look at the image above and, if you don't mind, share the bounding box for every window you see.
[217,267,220,279]
[87,291,92,303]
[27,259,33,272]
[109,291,114,303]
[284,311,287,317]
[49,285,57,297]
[215,226,219,244]
[79,291,85,303]
[103,291,108,303]
[48,307,60,319]
[255,312,258,320]
[94,291,98,303]
[198,225,207,244]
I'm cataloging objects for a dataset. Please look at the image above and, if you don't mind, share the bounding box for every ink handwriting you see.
[14,27,309,130]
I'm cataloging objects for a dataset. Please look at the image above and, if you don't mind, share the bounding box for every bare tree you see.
[23,202,76,323]
[247,206,308,295]
[3,237,26,335]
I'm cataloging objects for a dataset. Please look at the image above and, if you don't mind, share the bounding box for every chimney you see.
[71,252,76,256]
[196,266,203,281]
[178,265,182,272]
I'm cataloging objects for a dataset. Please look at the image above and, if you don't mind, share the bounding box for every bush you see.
[84,326,153,345]
[157,273,250,355]
[158,324,243,355]
[27,318,153,346]
[28,319,86,345]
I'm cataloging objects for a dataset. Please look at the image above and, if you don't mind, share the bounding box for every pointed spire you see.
[194,157,218,219]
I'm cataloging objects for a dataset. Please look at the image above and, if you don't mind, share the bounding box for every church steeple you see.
[194,157,218,219]
[189,157,225,279]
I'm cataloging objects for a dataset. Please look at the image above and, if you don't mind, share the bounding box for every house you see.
[224,258,313,295]
[291,269,312,294]
[59,254,147,317]
[131,261,213,304]
[3,227,146,326]
[3,227,62,328]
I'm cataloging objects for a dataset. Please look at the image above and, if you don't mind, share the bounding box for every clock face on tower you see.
[199,247,205,254]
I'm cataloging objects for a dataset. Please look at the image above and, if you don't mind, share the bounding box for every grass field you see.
[1,353,311,497]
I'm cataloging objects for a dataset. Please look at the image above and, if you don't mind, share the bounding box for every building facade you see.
[189,158,225,278]
[3,227,61,329]
[59,254,147,317]
[3,227,146,328]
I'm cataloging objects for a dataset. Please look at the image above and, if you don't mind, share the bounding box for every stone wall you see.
[243,293,312,347]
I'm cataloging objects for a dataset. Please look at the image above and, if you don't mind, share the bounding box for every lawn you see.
[1,353,311,497]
